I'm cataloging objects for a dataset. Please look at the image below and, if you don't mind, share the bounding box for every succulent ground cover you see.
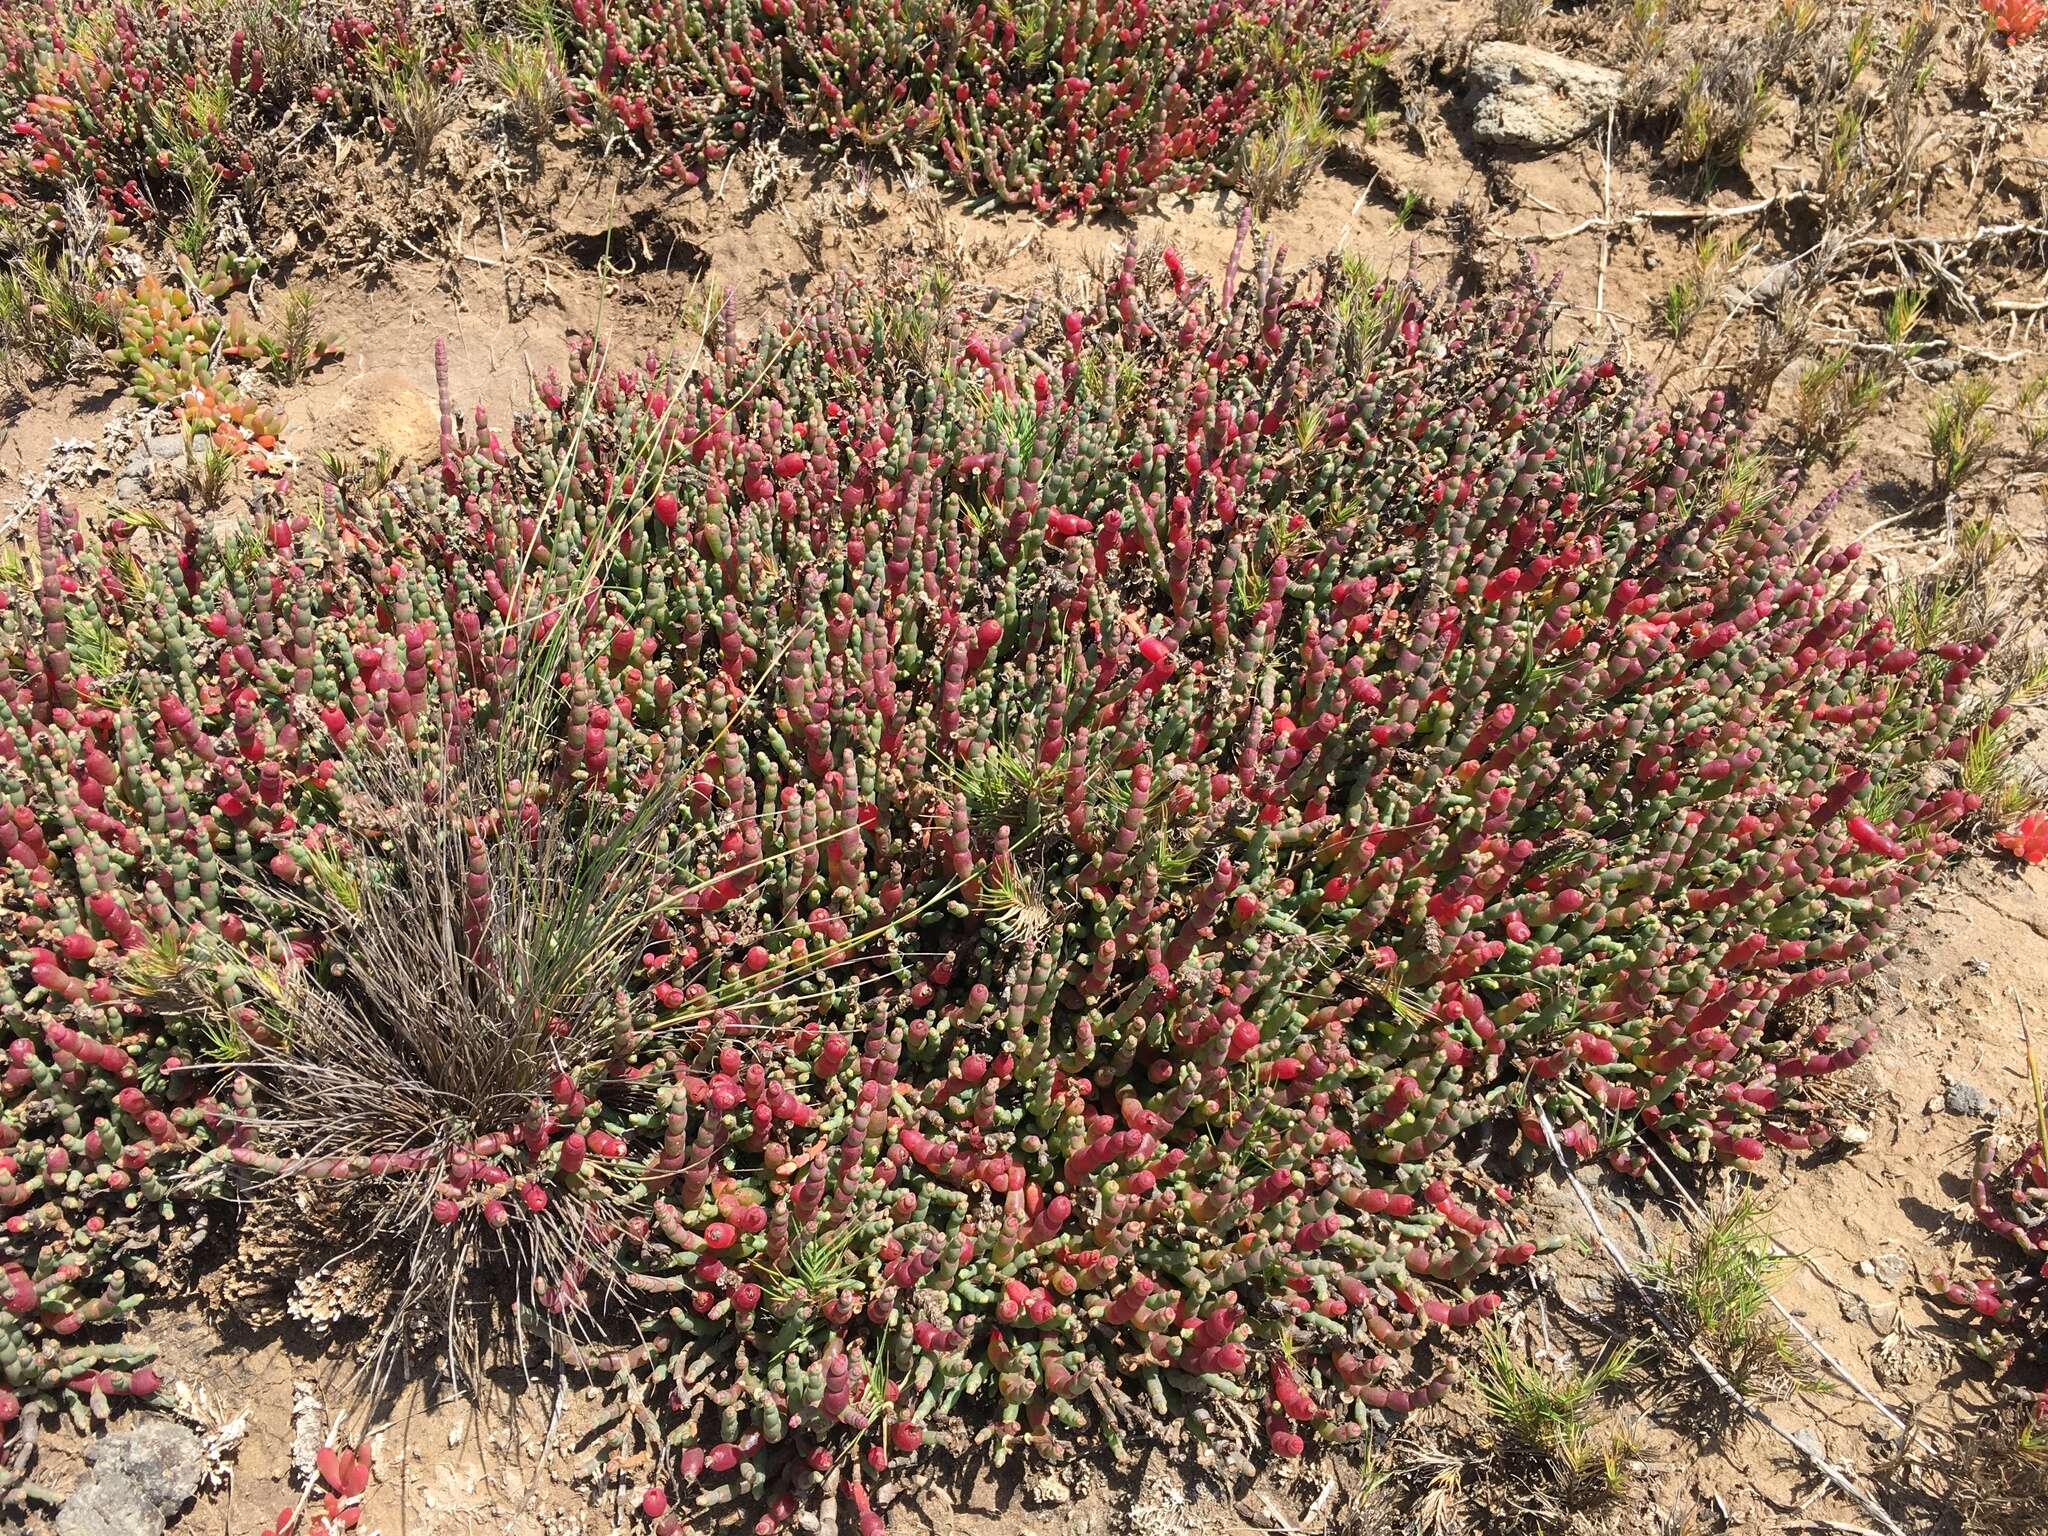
[1938,1094,2048,1422]
[0,0,1393,228]
[1,0,1392,495]
[0,220,2004,1525]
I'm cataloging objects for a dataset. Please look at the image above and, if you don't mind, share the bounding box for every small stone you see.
[1944,1079,1993,1117]
[83,1419,206,1511]
[55,1473,161,1536]
[1466,42,1624,150]
[147,432,187,462]
[1867,1251,1906,1287]
[56,1419,208,1536]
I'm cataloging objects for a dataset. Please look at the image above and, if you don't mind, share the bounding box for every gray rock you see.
[146,432,188,462]
[56,1419,206,1536]
[1855,1250,1907,1288]
[54,1472,161,1536]
[1467,42,1624,150]
[88,1418,206,1508]
[1944,1078,1994,1117]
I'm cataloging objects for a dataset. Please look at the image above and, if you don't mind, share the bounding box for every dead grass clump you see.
[225,746,693,1381]
[1237,84,1336,217]
[1805,9,1943,228]
[1739,243,1833,403]
[129,531,773,1397]
[1672,42,1774,172]
[1619,0,1675,80]
[378,68,461,175]
[488,36,565,143]
[1948,1407,2048,1535]
[0,247,118,385]
[0,191,123,387]
[1487,0,1551,42]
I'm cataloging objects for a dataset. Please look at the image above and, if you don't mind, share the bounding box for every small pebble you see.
[1943,1079,1993,1117]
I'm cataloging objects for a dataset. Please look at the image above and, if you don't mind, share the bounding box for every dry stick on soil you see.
[1639,1143,1933,1456]
[1515,193,1792,246]
[1533,1108,1911,1536]
[1742,222,2048,329]
[2019,991,2047,1160]
[1596,107,1614,323]
[1596,106,1626,366]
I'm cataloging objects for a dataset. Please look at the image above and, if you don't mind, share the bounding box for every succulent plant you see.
[1936,1130,2047,1423]
[556,0,1395,215]
[3,1,1394,228]
[1,230,1991,1521]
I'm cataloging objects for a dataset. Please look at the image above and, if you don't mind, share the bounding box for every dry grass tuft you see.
[378,67,461,175]
[1641,1191,1805,1403]
[1672,43,1774,172]
[1470,1325,1643,1520]
[1948,1406,2048,1536]
[488,36,565,143]
[1487,0,1551,42]
[152,733,701,1394]
[1237,83,1336,218]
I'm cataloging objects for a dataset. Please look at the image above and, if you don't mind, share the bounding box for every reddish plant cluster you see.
[560,0,1392,215]
[2,235,1988,1523]
[1985,0,2045,44]
[1,1,1392,230]
[1937,1130,2047,1422]
[253,1441,373,1536]
[1997,812,2048,864]
[0,0,464,235]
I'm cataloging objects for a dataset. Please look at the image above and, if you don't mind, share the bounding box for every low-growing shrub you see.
[0,0,1395,227]
[1,236,1992,1519]
[1937,1125,2047,1423]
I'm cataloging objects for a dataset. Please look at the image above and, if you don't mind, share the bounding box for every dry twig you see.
[1535,1109,1911,1536]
